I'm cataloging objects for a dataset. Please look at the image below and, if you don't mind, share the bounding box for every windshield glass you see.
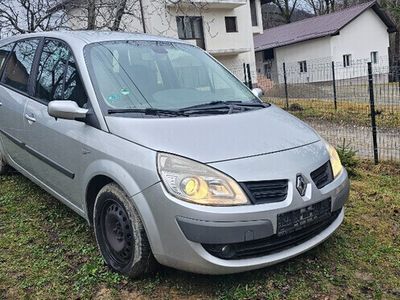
[85,40,257,112]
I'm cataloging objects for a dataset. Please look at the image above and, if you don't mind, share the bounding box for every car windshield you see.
[85,40,257,113]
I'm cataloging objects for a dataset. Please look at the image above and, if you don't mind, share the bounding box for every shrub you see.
[336,139,359,177]
[289,103,304,111]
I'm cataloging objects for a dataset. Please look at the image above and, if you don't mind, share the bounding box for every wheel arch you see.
[83,160,144,225]
[85,175,113,226]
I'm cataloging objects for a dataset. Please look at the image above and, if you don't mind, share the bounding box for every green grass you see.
[263,97,400,129]
[1,162,399,299]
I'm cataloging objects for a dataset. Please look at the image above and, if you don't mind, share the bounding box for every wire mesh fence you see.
[248,58,400,162]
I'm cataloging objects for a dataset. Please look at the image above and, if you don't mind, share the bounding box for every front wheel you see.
[93,183,156,277]
[0,156,9,175]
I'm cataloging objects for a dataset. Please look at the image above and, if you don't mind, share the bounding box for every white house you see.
[58,0,266,83]
[253,1,397,84]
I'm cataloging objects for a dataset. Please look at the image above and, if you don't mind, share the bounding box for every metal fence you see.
[251,59,400,162]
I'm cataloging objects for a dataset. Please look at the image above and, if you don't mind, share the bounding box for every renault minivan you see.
[0,31,349,277]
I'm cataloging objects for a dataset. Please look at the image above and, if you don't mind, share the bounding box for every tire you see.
[0,155,9,175]
[93,183,157,277]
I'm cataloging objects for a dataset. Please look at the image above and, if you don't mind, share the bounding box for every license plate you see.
[277,199,332,237]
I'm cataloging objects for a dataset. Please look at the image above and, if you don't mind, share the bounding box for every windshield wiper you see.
[179,100,269,112]
[107,108,187,117]
[178,100,269,116]
[179,100,243,112]
[234,102,270,108]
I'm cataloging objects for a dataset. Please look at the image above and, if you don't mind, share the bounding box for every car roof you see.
[0,30,184,47]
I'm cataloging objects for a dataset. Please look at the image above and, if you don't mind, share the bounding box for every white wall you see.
[330,8,390,79]
[255,8,391,83]
[252,0,264,34]
[273,37,332,83]
[142,1,258,83]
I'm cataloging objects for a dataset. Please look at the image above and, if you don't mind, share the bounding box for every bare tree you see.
[54,0,216,38]
[302,0,337,15]
[303,0,324,15]
[272,0,300,23]
[325,0,335,13]
[379,0,400,60]
[0,0,67,36]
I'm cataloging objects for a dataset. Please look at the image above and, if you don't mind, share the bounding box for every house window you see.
[371,51,378,64]
[343,54,351,67]
[299,61,307,73]
[225,17,238,33]
[250,0,258,26]
[176,16,205,49]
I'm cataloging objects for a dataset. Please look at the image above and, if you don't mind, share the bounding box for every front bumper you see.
[131,143,350,274]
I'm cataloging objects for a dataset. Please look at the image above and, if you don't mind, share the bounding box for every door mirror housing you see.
[48,100,88,120]
[251,88,263,98]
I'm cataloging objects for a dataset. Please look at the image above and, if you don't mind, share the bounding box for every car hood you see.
[105,105,320,163]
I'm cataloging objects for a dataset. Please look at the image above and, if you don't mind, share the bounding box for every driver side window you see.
[35,39,88,107]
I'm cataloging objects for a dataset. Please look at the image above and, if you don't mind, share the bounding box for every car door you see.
[24,39,91,209]
[0,39,41,170]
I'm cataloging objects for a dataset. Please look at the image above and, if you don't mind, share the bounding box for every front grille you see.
[311,161,334,189]
[240,180,289,204]
[203,200,340,260]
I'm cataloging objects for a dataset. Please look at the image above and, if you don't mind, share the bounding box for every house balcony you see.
[166,0,247,9]
[208,47,251,56]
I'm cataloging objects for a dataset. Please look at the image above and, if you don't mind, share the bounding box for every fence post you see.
[331,61,337,111]
[397,57,400,95]
[246,63,253,89]
[283,62,289,109]
[243,63,248,87]
[367,62,379,164]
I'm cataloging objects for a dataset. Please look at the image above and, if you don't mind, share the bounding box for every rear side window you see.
[2,39,40,93]
[36,40,70,103]
[0,43,14,72]
[35,39,88,107]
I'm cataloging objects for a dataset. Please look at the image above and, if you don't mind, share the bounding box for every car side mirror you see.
[251,88,263,98]
[48,100,88,120]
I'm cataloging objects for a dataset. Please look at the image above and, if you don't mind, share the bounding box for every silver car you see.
[0,31,349,277]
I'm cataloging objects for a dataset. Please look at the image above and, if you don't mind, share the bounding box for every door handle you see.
[24,113,36,123]
[0,102,2,106]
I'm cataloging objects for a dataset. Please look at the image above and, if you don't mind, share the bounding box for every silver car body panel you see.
[0,31,350,274]
[129,141,349,274]
[105,105,320,163]
[0,86,30,167]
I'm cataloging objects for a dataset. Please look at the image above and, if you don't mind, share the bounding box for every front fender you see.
[0,133,6,158]
[81,158,159,216]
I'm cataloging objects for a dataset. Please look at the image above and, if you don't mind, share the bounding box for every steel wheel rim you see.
[100,199,133,265]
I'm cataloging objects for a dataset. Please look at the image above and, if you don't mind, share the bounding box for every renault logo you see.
[296,174,307,196]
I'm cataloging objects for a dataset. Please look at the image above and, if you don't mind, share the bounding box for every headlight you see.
[157,153,249,206]
[326,143,343,178]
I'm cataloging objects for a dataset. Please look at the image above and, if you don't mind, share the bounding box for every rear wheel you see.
[93,183,156,277]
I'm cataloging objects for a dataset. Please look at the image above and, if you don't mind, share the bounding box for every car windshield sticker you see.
[107,93,120,103]
[120,88,130,96]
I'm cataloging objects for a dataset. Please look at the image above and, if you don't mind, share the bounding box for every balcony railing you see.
[207,47,251,56]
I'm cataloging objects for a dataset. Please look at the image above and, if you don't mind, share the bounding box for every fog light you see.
[220,245,235,259]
